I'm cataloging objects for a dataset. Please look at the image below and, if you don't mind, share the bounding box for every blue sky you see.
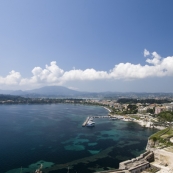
[0,0,173,92]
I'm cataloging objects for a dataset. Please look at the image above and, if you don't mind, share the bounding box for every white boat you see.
[86,120,95,127]
[89,117,93,121]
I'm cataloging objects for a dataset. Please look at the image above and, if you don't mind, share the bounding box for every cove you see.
[0,104,157,173]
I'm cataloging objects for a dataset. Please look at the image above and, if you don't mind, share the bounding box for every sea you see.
[0,104,157,173]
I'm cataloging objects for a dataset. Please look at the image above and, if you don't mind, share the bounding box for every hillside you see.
[0,86,173,98]
[0,86,81,98]
[26,86,80,96]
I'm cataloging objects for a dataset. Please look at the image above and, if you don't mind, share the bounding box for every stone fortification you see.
[119,151,154,173]
[96,151,154,173]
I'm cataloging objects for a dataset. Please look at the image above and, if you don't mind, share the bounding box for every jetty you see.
[82,116,90,127]
[82,116,112,127]
[92,116,110,118]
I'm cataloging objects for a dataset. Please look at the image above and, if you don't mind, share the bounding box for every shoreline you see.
[102,106,111,112]
[103,106,165,130]
[103,106,172,172]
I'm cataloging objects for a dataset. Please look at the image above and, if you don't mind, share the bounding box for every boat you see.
[89,117,93,121]
[86,120,95,127]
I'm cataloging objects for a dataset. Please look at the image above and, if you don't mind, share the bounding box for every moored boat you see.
[86,120,95,127]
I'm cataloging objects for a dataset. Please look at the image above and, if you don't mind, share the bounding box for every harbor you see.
[82,116,96,127]
[82,114,148,127]
[82,115,123,127]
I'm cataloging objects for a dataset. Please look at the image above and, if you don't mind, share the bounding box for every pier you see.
[82,115,125,126]
[82,115,125,127]
[92,116,110,118]
[82,116,90,127]
[82,116,111,127]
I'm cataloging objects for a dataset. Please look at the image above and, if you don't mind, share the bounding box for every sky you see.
[0,0,173,92]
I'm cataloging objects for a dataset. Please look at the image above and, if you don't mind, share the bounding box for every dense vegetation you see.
[0,94,25,101]
[157,111,173,123]
[149,112,173,148]
[122,104,138,114]
[0,95,86,104]
[0,95,105,106]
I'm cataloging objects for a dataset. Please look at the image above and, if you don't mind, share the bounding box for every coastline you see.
[102,106,111,112]
[92,105,173,172]
[103,106,165,130]
[132,119,165,130]
[102,106,173,172]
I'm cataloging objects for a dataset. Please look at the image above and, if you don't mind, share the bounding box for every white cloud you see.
[31,61,64,82]
[0,70,21,85]
[61,69,109,81]
[146,51,161,65]
[144,49,150,57]
[20,61,64,87]
[109,51,173,79]
[0,49,173,90]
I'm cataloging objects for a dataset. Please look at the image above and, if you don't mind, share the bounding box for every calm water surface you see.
[0,104,157,173]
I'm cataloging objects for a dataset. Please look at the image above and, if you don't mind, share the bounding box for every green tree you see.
[157,111,173,123]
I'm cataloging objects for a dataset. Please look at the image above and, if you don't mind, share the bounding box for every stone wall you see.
[128,162,150,173]
[119,151,154,172]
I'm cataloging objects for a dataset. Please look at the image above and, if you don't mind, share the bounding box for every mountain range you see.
[0,86,172,99]
[0,86,82,98]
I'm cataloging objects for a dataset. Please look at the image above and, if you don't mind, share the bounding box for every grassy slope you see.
[149,127,173,147]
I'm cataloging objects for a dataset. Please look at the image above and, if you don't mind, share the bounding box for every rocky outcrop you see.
[146,139,155,150]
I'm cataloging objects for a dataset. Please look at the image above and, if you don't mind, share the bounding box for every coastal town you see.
[88,99,173,173]
[87,98,173,129]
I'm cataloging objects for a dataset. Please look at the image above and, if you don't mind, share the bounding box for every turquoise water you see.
[0,104,157,173]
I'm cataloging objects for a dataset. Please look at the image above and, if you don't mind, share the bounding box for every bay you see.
[0,104,157,173]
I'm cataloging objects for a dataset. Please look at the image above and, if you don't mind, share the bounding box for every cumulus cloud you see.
[144,49,150,57]
[61,69,109,81]
[20,61,64,87]
[109,50,173,79]
[146,51,162,65]
[0,70,21,85]
[0,49,173,89]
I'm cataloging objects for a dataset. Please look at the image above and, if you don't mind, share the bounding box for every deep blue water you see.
[0,104,157,173]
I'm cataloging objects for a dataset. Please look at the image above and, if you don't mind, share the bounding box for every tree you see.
[152,136,157,146]
[157,111,173,123]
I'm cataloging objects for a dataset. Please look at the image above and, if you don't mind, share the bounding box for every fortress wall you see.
[119,151,153,171]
